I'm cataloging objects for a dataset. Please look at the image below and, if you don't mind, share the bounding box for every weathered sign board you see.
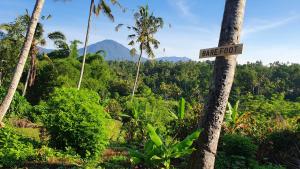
[199,44,243,58]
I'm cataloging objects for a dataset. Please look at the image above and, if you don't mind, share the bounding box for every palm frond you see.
[145,42,155,58]
[101,0,114,21]
[130,48,137,56]
[128,40,135,46]
[93,1,100,16]
[115,24,123,32]
[128,34,136,40]
[41,14,52,20]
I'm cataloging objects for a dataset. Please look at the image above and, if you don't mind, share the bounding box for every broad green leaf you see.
[130,157,141,165]
[150,155,162,160]
[147,124,163,146]
[171,129,201,153]
[178,98,185,119]
[226,102,233,122]
[234,100,240,112]
[169,110,179,120]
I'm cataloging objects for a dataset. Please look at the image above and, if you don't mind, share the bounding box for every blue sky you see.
[1,0,300,64]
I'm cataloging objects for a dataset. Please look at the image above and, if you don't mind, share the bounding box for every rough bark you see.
[0,0,45,127]
[77,0,94,90]
[131,50,143,101]
[189,0,246,168]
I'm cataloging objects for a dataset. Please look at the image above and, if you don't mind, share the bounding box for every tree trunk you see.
[131,50,143,101]
[22,67,31,97]
[77,0,94,90]
[0,0,45,127]
[189,0,246,168]
[0,71,2,87]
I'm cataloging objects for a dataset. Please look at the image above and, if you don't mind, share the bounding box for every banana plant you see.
[129,124,201,169]
[225,100,249,133]
[225,100,240,125]
[170,97,186,120]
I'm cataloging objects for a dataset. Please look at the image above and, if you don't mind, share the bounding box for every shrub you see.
[260,130,300,168]
[222,134,257,159]
[100,155,130,169]
[215,152,285,169]
[216,134,258,169]
[0,87,32,118]
[0,127,36,167]
[42,88,110,158]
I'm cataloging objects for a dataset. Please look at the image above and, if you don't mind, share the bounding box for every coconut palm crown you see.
[116,5,164,100]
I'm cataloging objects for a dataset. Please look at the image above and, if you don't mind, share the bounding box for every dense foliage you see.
[0,127,35,167]
[0,87,32,118]
[0,11,299,169]
[41,88,111,158]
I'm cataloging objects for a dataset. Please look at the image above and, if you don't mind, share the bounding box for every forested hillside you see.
[0,0,299,169]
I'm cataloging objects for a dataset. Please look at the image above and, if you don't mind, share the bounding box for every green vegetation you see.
[0,4,299,169]
[129,124,201,169]
[42,88,111,158]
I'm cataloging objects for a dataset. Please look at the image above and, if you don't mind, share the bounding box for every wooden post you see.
[189,0,246,168]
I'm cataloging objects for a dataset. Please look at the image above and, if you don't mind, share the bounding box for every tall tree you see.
[0,12,54,96]
[116,5,164,100]
[23,21,46,96]
[77,0,119,89]
[189,0,246,168]
[69,40,82,58]
[0,0,45,127]
[23,31,67,96]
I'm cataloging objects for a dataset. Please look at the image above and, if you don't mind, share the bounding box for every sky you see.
[1,0,300,64]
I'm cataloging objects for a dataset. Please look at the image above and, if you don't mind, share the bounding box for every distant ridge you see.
[78,39,146,62]
[38,47,53,54]
[155,56,191,62]
[39,39,191,62]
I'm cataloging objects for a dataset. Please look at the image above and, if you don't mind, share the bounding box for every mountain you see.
[38,47,53,54]
[155,56,191,62]
[78,39,146,62]
[39,40,191,62]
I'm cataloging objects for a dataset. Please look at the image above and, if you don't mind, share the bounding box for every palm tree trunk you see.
[189,0,246,168]
[22,67,31,97]
[131,50,143,101]
[77,0,94,90]
[0,0,45,127]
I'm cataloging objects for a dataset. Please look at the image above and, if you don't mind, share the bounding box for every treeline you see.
[110,60,300,102]
[15,57,300,105]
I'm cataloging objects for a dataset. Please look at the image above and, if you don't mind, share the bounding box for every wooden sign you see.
[199,44,243,58]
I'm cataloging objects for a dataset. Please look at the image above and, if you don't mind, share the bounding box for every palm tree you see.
[22,31,67,96]
[0,12,46,97]
[23,17,46,96]
[77,0,120,90]
[189,0,246,168]
[0,0,45,127]
[116,5,163,100]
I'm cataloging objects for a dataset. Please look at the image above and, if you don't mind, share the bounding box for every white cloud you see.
[168,0,198,22]
[174,0,192,17]
[243,14,300,37]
